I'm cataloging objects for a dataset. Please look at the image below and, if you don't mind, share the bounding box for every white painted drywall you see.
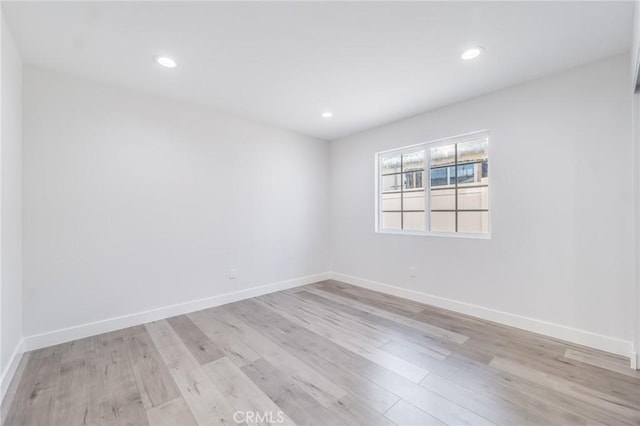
[22,67,330,337]
[633,1,640,89]
[330,54,635,347]
[631,0,640,369]
[1,14,23,383]
[633,90,640,367]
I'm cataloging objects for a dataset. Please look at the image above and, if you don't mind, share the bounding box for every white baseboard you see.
[24,272,330,352]
[631,351,639,370]
[330,272,634,360]
[1,338,25,405]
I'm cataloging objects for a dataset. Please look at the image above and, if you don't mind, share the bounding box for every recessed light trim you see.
[321,112,333,118]
[461,47,484,60]
[156,56,177,68]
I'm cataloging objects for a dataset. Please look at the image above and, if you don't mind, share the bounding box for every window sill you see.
[375,229,491,240]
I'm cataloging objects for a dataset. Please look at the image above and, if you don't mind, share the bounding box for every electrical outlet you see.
[229,268,237,279]
[409,267,416,278]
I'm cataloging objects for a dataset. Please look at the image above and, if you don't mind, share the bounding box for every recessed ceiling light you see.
[321,112,333,118]
[156,56,177,68]
[461,47,484,60]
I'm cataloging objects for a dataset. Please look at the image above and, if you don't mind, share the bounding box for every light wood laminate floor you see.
[3,280,640,425]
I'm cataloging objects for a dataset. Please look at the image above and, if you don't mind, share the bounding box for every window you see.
[379,149,426,231]
[376,131,489,237]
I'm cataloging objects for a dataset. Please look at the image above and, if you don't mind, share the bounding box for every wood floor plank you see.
[253,298,429,383]
[313,280,426,314]
[388,338,601,424]
[497,342,640,407]
[4,345,64,426]
[227,299,490,425]
[297,290,470,361]
[365,366,496,425]
[384,399,446,426]
[145,397,198,426]
[92,330,150,425]
[304,287,469,344]
[286,290,453,359]
[564,348,640,379]
[203,307,349,407]
[489,355,640,425]
[275,291,395,344]
[379,331,593,424]
[429,305,630,371]
[309,290,503,365]
[444,352,601,425]
[223,298,400,414]
[329,394,396,426]
[420,372,558,425]
[125,326,181,409]
[325,335,429,384]
[166,315,225,365]
[187,310,262,368]
[240,358,345,426]
[48,335,99,425]
[253,296,384,349]
[380,338,450,361]
[258,292,389,347]
[145,320,238,425]
[203,357,296,426]
[0,351,30,425]
[6,280,639,426]
[325,281,593,366]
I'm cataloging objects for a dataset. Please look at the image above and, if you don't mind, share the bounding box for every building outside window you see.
[377,131,489,237]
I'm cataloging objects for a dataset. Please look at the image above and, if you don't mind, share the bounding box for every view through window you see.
[377,132,489,236]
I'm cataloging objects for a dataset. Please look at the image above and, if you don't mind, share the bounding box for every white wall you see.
[633,90,639,368]
[0,13,23,393]
[16,49,637,361]
[330,54,634,355]
[633,0,640,368]
[633,1,640,89]
[22,67,330,340]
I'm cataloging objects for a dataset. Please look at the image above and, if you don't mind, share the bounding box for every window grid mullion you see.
[400,154,404,230]
[454,143,458,233]
[425,144,430,233]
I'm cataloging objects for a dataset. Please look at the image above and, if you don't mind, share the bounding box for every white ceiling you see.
[3,1,634,140]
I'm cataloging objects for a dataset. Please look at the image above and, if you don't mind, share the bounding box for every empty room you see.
[1,1,640,425]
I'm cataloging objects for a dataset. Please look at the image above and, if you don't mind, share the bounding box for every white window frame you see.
[375,130,491,239]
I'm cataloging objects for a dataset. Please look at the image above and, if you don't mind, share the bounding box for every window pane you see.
[430,166,456,187]
[457,186,489,210]
[403,191,425,211]
[430,187,455,210]
[382,174,402,192]
[404,171,414,189]
[430,212,455,232]
[403,212,425,231]
[404,170,424,190]
[377,134,488,236]
[430,144,455,168]
[382,212,401,230]
[456,163,477,185]
[458,211,489,233]
[430,167,448,187]
[382,192,401,211]
[418,170,423,189]
[403,150,425,170]
[458,138,488,164]
[380,154,402,174]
